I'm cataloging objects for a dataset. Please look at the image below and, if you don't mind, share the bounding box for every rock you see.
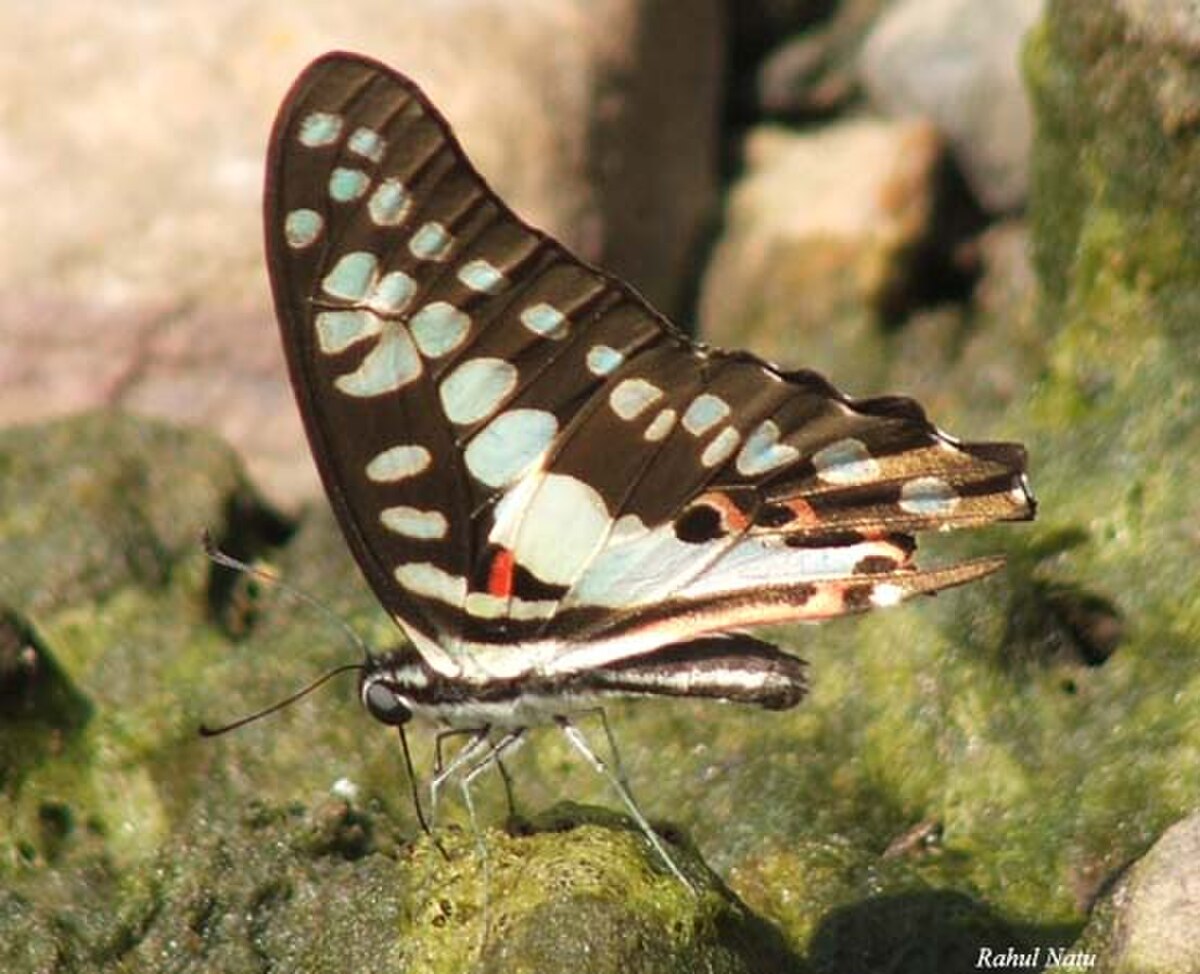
[951,219,1042,411]
[0,0,722,506]
[728,0,833,69]
[1115,0,1200,50]
[972,219,1037,324]
[755,0,890,118]
[1019,0,1200,960]
[0,413,255,615]
[877,220,1039,425]
[37,798,789,974]
[697,116,943,392]
[0,414,804,972]
[1054,813,1200,973]
[859,0,1044,213]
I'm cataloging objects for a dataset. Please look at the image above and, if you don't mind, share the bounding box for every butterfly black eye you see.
[363,682,411,726]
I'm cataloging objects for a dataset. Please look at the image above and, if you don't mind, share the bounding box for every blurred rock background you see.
[1,0,1042,508]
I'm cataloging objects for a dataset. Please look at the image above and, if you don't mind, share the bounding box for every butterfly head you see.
[359,647,428,727]
[362,680,413,726]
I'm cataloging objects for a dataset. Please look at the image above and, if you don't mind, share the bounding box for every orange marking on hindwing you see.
[694,490,751,533]
[783,498,821,528]
[801,585,847,618]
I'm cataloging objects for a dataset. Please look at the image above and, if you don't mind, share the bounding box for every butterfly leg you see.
[554,716,694,891]
[458,730,526,835]
[436,726,522,821]
[567,705,633,792]
[494,754,520,823]
[430,728,492,831]
[459,730,526,794]
[458,731,527,843]
[434,727,482,775]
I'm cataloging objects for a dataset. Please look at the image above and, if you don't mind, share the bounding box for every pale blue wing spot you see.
[571,520,902,612]
[368,178,412,226]
[470,597,507,621]
[380,505,448,540]
[644,408,677,442]
[462,591,558,621]
[736,420,800,476]
[465,592,507,619]
[366,445,432,483]
[504,595,560,621]
[284,208,323,249]
[298,111,342,147]
[701,426,741,468]
[566,519,703,609]
[335,326,422,397]
[329,167,370,203]
[682,394,730,435]
[410,302,470,358]
[439,358,518,425]
[368,270,417,313]
[687,535,882,589]
[520,303,568,340]
[409,222,453,261]
[322,251,378,301]
[899,476,960,515]
[457,259,507,294]
[348,126,386,162]
[812,438,880,485]
[315,310,383,355]
[586,345,624,376]
[394,562,467,606]
[504,474,611,587]
[609,378,663,421]
[464,409,558,488]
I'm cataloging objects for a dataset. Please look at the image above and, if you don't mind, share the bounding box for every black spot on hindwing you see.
[674,505,724,543]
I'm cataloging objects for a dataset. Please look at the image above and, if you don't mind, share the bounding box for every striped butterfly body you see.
[265,52,1034,871]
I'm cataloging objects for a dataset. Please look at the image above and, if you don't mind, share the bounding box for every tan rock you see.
[697,117,942,395]
[0,0,721,505]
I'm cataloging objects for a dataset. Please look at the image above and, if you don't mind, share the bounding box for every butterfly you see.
[262,51,1035,883]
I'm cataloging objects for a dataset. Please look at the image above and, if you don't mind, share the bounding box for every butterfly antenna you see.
[199,662,363,736]
[201,528,376,665]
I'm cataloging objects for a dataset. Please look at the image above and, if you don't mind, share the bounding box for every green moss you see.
[0,412,251,617]
[1027,0,1200,331]
[393,814,785,974]
[0,415,803,970]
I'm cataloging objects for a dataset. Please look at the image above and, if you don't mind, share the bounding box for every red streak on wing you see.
[488,548,515,597]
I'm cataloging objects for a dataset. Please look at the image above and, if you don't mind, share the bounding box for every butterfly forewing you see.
[266,54,677,671]
[266,53,1034,681]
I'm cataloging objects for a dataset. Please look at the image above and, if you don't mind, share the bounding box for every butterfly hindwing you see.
[266,53,1034,681]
